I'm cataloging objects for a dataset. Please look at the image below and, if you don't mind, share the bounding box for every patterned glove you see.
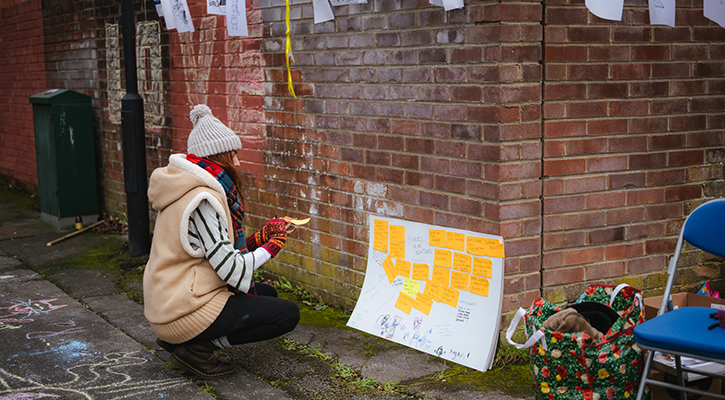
[260,218,288,257]
[246,229,264,252]
[246,218,278,251]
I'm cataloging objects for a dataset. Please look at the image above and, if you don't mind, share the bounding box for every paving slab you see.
[286,323,446,383]
[82,294,159,351]
[0,264,213,399]
[85,294,294,400]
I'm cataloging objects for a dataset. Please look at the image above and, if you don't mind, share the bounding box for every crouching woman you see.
[143,104,300,379]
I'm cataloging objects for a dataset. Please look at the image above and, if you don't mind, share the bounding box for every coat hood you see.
[148,154,226,212]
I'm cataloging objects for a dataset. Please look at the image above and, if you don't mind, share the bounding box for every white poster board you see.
[347,215,505,372]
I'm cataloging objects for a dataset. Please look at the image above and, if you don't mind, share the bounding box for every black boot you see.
[171,341,236,379]
[156,338,177,353]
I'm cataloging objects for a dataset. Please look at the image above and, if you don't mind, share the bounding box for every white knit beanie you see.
[187,104,241,157]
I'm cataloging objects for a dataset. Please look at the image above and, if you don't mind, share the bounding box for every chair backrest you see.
[683,198,725,259]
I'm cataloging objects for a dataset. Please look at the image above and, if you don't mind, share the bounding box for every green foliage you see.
[334,363,357,379]
[274,276,329,310]
[198,383,218,398]
[252,266,263,283]
[380,379,400,392]
[491,340,528,367]
[351,377,377,389]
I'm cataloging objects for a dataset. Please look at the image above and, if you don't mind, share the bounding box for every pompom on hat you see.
[187,104,241,158]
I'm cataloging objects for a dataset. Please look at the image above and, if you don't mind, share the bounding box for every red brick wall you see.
[256,0,548,308]
[541,0,725,307]
[258,0,725,311]
[0,0,45,190]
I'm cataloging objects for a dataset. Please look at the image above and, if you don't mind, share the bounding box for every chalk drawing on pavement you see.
[0,351,187,399]
[26,320,87,340]
[0,299,67,324]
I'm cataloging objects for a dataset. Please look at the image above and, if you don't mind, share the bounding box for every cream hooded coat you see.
[143,154,235,344]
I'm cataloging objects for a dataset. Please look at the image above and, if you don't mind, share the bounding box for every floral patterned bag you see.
[506,284,650,400]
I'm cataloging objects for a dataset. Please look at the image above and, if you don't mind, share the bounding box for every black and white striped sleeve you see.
[187,200,271,293]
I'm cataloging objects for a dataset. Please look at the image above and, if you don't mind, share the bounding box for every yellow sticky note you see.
[452,252,472,273]
[433,249,452,268]
[431,266,450,286]
[446,231,465,251]
[390,225,405,242]
[382,256,396,283]
[413,292,433,315]
[467,237,505,258]
[440,287,460,308]
[396,259,411,278]
[466,236,486,256]
[450,270,470,291]
[470,275,490,297]
[424,282,443,302]
[284,216,311,225]
[472,257,492,278]
[429,229,445,247]
[395,292,415,314]
[402,277,420,297]
[483,239,505,258]
[390,241,405,259]
[412,263,430,281]
[374,219,389,253]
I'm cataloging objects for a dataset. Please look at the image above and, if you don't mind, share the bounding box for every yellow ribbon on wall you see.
[285,0,296,98]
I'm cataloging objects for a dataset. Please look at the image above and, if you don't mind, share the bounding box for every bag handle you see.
[610,283,643,310]
[505,307,547,350]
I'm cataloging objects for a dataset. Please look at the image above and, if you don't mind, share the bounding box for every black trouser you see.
[189,283,300,346]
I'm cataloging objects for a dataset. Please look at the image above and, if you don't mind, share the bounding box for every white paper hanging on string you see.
[329,0,367,6]
[648,0,675,27]
[313,0,335,23]
[704,0,725,29]
[227,0,249,37]
[208,0,226,15]
[429,0,463,11]
[160,0,175,29]
[154,0,164,17]
[442,0,463,11]
[170,0,195,32]
[586,0,624,21]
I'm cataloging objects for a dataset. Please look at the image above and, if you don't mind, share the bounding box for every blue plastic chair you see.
[634,198,725,400]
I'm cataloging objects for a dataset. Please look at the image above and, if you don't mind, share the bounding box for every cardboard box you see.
[643,292,725,321]
[650,369,723,400]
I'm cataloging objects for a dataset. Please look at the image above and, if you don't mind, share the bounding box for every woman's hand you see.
[284,218,297,236]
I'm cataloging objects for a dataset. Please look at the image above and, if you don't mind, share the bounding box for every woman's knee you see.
[282,301,301,331]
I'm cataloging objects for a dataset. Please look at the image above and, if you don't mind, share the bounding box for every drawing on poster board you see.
[347,215,505,371]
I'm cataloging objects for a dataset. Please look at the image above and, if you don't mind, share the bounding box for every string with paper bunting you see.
[285,0,297,98]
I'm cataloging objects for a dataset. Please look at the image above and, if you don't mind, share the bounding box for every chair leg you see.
[636,350,654,400]
[675,355,687,400]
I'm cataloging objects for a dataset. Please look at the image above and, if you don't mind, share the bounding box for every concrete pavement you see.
[0,184,533,400]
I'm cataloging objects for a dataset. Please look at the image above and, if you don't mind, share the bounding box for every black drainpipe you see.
[121,0,151,257]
